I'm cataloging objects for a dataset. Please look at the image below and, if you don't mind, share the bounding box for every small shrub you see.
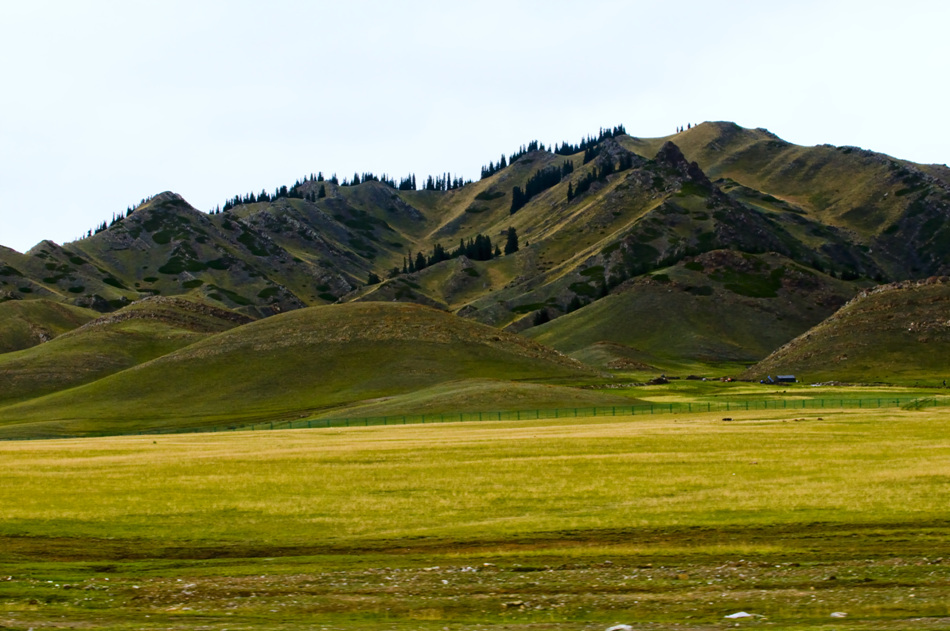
[475,190,506,201]
[102,277,127,289]
[569,282,598,297]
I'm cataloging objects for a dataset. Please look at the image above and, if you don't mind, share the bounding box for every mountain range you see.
[2,121,948,437]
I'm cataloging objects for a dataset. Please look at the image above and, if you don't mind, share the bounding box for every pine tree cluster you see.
[480,154,509,179]
[388,230,516,278]
[567,152,636,202]
[422,173,468,191]
[77,205,137,240]
[508,140,545,165]
[510,161,574,214]
[554,125,627,156]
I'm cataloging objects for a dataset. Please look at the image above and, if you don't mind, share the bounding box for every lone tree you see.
[504,226,519,255]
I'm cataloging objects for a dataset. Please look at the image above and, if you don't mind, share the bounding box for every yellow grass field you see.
[1,407,949,629]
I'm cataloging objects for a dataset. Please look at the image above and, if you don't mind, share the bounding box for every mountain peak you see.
[655,141,711,185]
[149,191,186,204]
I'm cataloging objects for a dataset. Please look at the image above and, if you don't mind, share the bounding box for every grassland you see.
[1,404,948,629]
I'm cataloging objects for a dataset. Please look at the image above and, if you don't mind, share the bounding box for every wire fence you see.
[137,395,948,436]
[3,396,945,441]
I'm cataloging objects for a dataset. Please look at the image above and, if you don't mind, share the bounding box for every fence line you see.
[136,395,947,437]
[3,396,945,441]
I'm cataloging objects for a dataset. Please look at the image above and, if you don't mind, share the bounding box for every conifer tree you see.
[504,227,519,255]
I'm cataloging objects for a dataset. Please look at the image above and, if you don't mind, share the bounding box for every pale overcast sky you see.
[1,0,947,253]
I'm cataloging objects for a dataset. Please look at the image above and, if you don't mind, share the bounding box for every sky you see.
[1,0,948,253]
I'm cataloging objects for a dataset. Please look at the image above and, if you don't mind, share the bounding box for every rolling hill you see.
[743,278,950,385]
[525,250,861,370]
[0,302,602,438]
[0,299,97,354]
[0,296,252,406]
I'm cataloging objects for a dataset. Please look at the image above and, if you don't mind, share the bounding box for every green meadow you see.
[1,404,949,630]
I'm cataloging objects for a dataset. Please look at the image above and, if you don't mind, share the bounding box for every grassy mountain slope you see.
[2,122,947,403]
[0,302,597,438]
[526,250,860,370]
[349,139,875,337]
[0,299,97,354]
[0,297,252,406]
[743,279,950,384]
[4,126,912,328]
[627,122,950,279]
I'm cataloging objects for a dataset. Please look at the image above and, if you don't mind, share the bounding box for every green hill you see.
[0,296,252,406]
[0,299,97,354]
[526,250,860,371]
[742,279,950,384]
[0,302,598,438]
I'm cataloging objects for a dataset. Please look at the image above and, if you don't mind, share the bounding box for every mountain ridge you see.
[2,121,947,432]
